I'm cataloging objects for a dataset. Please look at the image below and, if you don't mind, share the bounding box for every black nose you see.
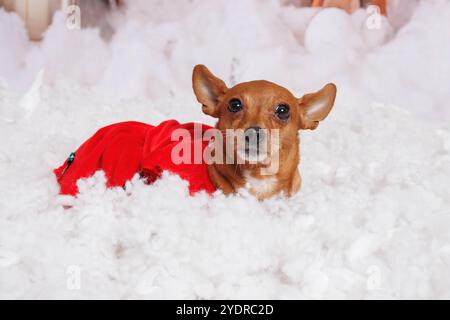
[245,126,265,143]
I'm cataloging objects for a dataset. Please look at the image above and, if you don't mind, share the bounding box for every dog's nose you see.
[245,126,265,143]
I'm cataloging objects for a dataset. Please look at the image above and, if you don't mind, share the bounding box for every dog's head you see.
[192,64,336,169]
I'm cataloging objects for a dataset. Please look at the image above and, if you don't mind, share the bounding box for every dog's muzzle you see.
[242,126,268,161]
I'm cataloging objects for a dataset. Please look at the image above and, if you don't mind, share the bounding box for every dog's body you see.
[54,65,336,200]
[54,120,217,196]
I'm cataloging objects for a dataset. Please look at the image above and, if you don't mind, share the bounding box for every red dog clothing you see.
[54,120,217,196]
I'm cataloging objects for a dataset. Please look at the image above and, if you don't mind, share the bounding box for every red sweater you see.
[54,120,217,196]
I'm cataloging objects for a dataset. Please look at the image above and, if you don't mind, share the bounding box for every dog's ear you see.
[192,65,228,118]
[298,83,336,130]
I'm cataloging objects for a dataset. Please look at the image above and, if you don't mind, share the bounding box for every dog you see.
[54,65,336,200]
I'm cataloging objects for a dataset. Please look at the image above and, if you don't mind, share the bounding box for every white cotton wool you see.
[24,12,110,88]
[304,8,364,57]
[0,9,29,90]
[1,0,450,299]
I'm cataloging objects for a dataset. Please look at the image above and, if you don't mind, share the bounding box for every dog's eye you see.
[228,99,243,113]
[275,104,290,120]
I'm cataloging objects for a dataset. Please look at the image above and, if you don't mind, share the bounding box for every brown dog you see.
[54,65,336,200]
[193,65,337,200]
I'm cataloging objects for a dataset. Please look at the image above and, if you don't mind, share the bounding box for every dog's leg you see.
[289,170,302,196]
[207,164,236,195]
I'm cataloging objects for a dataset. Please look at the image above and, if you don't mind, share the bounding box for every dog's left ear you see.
[298,83,336,130]
[192,65,228,118]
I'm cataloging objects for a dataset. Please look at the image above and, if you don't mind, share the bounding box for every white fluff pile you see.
[0,0,449,299]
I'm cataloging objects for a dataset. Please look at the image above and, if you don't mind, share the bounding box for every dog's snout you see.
[245,126,265,143]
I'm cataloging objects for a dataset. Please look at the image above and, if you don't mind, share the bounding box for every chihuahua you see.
[54,65,336,200]
[193,65,336,199]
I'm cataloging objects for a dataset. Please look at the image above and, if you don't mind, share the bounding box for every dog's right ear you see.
[297,83,336,130]
[192,65,228,118]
